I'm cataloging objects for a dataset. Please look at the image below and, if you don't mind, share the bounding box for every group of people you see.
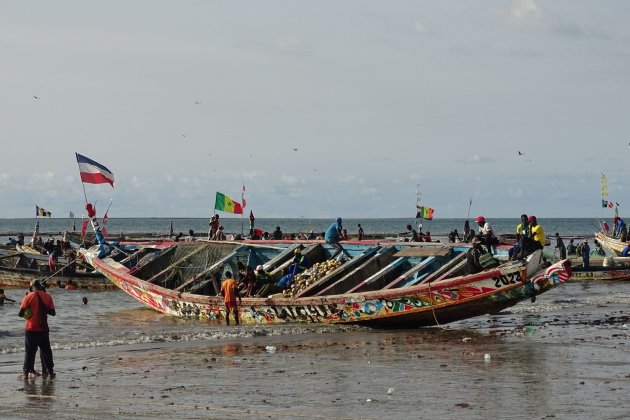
[405,224,432,242]
[603,216,627,242]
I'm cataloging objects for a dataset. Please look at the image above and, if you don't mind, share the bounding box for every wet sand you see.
[1,290,629,419]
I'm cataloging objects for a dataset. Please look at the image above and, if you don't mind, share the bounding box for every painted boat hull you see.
[0,266,114,289]
[84,243,570,328]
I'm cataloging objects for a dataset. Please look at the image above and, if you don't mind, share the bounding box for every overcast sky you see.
[1,1,629,219]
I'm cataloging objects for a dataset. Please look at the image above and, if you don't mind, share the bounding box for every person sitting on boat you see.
[465,237,486,275]
[215,226,226,241]
[341,229,349,241]
[593,240,606,256]
[463,220,471,243]
[272,226,283,240]
[424,231,432,242]
[621,243,630,257]
[581,240,590,268]
[509,215,529,260]
[406,224,420,242]
[448,230,462,243]
[220,271,241,326]
[0,288,16,304]
[529,216,546,251]
[17,233,24,246]
[185,229,195,241]
[567,239,577,255]
[475,216,499,254]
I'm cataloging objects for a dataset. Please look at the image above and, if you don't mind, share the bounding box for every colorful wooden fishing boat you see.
[569,257,630,281]
[81,240,572,327]
[595,231,627,255]
[0,250,113,290]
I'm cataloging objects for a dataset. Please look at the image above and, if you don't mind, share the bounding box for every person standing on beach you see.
[19,279,56,379]
[220,271,241,326]
[554,233,567,259]
[582,240,591,268]
[357,224,364,241]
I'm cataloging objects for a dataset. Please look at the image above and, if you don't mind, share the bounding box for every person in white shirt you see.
[475,216,499,254]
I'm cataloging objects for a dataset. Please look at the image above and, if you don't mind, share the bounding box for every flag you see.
[249,210,255,223]
[69,211,74,219]
[36,206,52,217]
[415,206,434,220]
[101,227,108,237]
[241,184,246,209]
[214,192,243,214]
[102,208,109,225]
[615,205,619,218]
[76,153,115,187]
[601,174,608,198]
[602,199,609,209]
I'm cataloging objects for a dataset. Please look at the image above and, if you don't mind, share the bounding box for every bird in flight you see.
[292,148,298,152]
[33,96,39,100]
[194,101,202,105]
[182,134,186,138]
[517,150,524,155]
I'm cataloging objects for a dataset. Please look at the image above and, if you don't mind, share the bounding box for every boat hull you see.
[89,250,567,328]
[0,266,114,290]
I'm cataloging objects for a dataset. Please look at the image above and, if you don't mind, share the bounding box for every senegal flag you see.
[214,192,243,214]
[415,206,434,220]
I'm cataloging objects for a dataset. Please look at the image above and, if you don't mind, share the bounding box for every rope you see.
[39,257,82,284]
[427,280,446,330]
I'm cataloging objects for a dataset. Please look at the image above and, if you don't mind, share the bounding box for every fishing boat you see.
[0,250,113,289]
[595,231,626,255]
[81,240,571,327]
[569,256,630,281]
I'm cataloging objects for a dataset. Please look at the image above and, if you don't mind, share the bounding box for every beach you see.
[1,281,628,419]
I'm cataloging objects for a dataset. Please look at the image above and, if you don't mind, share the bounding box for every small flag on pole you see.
[415,205,434,220]
[36,206,52,217]
[76,153,115,187]
[214,192,243,214]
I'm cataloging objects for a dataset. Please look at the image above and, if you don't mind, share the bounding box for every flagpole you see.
[75,153,89,205]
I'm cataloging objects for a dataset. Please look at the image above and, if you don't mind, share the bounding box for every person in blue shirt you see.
[325,217,348,257]
[622,243,630,257]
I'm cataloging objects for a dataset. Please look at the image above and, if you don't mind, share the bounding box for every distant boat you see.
[0,250,112,290]
[81,240,572,328]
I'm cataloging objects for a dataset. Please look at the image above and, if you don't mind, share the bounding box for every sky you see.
[1,0,629,219]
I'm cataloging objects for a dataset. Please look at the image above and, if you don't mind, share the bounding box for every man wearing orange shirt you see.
[19,279,56,379]
[220,271,242,326]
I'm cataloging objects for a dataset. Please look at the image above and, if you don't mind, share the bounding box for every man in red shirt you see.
[220,271,242,326]
[19,279,56,379]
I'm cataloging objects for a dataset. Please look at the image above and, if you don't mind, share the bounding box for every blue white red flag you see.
[76,153,115,187]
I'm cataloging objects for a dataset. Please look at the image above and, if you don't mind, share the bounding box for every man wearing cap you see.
[19,279,56,379]
[475,216,499,254]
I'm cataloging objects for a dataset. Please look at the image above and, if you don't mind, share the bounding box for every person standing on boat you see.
[554,233,567,260]
[19,279,56,379]
[357,224,365,241]
[475,216,499,254]
[326,218,348,257]
[567,238,577,255]
[220,271,241,326]
[581,240,591,268]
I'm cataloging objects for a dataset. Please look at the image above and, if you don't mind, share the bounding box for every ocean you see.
[0,217,605,239]
[0,217,627,419]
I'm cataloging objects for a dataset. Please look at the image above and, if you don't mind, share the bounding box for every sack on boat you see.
[478,253,500,269]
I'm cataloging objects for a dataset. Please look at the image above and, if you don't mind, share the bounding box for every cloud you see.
[280,174,300,186]
[454,155,497,164]
[360,186,378,196]
[413,22,429,34]
[275,34,309,55]
[339,175,366,185]
[510,0,542,21]
[507,187,524,198]
[551,20,610,40]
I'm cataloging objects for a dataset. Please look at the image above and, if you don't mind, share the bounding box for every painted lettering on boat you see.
[493,272,521,288]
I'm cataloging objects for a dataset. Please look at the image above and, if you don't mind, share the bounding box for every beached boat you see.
[0,250,113,289]
[81,240,571,327]
[569,257,630,281]
[595,231,626,256]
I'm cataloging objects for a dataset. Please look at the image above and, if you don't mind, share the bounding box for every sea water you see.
[0,217,606,239]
